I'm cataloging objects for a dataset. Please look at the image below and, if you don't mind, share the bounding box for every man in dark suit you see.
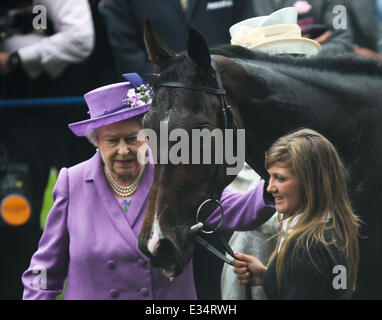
[99,0,254,77]
[251,0,355,53]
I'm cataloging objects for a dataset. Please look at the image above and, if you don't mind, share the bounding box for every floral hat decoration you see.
[69,73,152,137]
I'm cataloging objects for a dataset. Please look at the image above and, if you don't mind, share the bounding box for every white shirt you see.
[2,0,95,79]
[278,212,332,253]
[278,213,301,253]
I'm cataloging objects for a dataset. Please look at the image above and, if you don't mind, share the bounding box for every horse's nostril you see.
[157,238,177,261]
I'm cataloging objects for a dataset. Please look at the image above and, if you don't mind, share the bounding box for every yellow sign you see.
[1,194,31,226]
[16,181,23,188]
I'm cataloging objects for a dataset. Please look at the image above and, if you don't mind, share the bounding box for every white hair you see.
[85,128,99,147]
[84,115,145,147]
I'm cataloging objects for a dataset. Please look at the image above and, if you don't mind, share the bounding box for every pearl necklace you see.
[104,164,145,197]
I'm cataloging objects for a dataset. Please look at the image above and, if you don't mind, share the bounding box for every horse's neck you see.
[228,58,380,177]
[231,61,320,147]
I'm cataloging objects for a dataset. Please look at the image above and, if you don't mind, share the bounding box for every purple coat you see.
[22,152,274,300]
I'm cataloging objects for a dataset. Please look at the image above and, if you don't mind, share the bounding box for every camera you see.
[0,0,34,43]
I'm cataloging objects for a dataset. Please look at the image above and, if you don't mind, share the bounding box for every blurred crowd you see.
[0,0,381,300]
[1,0,381,96]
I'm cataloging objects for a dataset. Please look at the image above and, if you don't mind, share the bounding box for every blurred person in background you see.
[251,0,382,61]
[99,0,255,78]
[251,0,356,54]
[0,0,94,91]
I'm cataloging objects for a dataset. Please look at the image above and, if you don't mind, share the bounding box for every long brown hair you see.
[266,129,360,297]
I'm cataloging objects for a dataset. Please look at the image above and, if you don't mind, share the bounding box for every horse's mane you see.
[151,43,382,98]
[210,44,382,76]
[152,53,218,89]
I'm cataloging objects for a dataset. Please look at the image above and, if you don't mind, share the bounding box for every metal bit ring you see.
[195,199,224,234]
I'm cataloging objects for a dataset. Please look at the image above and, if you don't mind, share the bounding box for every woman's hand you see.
[232,253,267,286]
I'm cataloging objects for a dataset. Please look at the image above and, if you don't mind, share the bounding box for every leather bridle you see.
[157,58,240,265]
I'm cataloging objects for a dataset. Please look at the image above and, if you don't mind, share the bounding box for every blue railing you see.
[0,97,86,109]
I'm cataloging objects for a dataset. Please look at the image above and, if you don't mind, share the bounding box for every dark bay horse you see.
[138,23,382,299]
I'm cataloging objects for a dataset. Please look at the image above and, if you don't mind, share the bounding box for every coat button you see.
[140,288,149,297]
[138,258,147,267]
[107,260,116,270]
[110,289,119,298]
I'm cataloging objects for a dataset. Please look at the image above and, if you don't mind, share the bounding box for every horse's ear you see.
[144,20,174,68]
[187,28,211,74]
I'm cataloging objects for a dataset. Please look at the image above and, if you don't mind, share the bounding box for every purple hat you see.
[69,73,151,137]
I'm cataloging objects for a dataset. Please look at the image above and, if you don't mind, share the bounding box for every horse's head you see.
[137,22,245,277]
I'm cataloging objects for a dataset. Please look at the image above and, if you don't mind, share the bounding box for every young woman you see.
[233,128,360,299]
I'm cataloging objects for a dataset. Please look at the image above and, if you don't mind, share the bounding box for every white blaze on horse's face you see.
[147,213,163,256]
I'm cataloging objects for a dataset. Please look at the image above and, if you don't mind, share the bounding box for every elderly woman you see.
[233,129,360,299]
[21,74,276,300]
[21,75,156,299]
